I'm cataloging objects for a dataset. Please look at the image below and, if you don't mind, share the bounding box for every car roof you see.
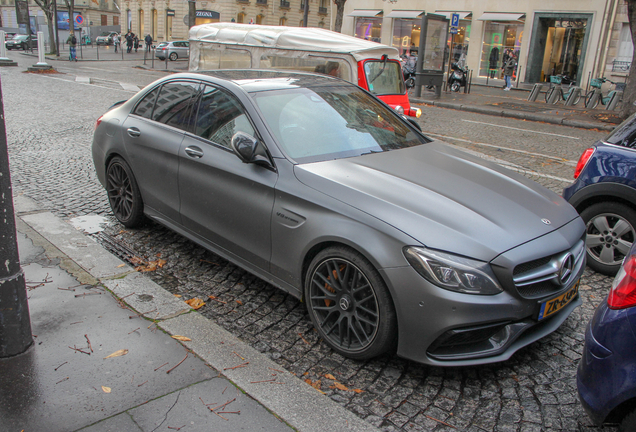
[174,69,350,92]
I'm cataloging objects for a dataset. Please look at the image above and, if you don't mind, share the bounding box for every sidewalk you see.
[410,80,624,131]
[0,195,377,432]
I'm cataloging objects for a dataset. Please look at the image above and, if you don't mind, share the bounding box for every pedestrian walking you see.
[126,32,133,53]
[113,33,120,53]
[67,32,78,61]
[503,52,516,91]
[145,34,152,52]
[133,35,139,52]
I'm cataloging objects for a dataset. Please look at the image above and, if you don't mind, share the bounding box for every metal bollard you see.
[528,83,543,101]
[607,91,623,111]
[546,87,561,104]
[565,87,581,106]
[587,91,601,109]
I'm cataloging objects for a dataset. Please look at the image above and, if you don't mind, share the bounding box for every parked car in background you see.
[92,70,586,366]
[96,31,118,45]
[6,34,37,50]
[4,32,16,40]
[577,240,636,430]
[155,41,189,61]
[563,113,636,276]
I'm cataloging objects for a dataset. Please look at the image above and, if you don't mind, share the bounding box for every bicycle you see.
[545,74,581,105]
[584,77,625,109]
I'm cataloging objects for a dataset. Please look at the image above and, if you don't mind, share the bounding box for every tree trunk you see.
[333,0,346,33]
[621,0,636,118]
[33,0,56,55]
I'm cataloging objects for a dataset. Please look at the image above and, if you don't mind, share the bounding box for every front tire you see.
[451,82,461,92]
[169,52,178,61]
[304,246,397,360]
[581,202,636,276]
[106,157,145,228]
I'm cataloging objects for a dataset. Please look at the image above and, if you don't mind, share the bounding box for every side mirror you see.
[231,132,274,170]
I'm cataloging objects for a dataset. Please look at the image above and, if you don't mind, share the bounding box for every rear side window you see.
[193,85,255,149]
[607,113,636,149]
[133,87,159,119]
[152,81,200,131]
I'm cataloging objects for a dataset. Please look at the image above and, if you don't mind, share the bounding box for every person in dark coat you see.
[126,32,133,53]
[489,47,499,79]
[133,35,139,52]
[503,52,516,91]
[145,34,152,52]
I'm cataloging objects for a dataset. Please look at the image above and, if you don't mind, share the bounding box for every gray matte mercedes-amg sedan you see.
[92,70,585,366]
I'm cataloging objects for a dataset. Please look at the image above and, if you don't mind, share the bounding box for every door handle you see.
[127,127,141,137]
[185,146,204,158]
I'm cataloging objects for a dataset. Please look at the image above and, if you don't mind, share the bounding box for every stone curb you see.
[13,195,379,432]
[412,98,616,131]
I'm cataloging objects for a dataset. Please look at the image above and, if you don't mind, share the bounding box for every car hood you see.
[294,141,580,261]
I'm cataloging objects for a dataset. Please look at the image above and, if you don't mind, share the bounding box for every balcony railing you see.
[256,0,267,4]
[280,0,290,8]
[613,60,631,73]
[319,6,327,14]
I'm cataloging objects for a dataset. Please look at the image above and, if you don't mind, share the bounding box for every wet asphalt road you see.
[3,52,618,431]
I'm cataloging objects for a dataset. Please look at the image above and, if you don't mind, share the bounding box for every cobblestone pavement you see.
[3,62,618,431]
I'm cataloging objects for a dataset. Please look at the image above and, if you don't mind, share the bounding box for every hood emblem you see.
[541,218,551,225]
[559,253,575,285]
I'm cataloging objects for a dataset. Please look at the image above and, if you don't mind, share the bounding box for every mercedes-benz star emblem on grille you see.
[559,253,575,285]
[542,218,551,225]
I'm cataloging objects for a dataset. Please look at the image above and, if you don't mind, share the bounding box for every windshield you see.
[251,85,428,163]
[606,112,636,149]
[99,32,111,36]
[363,60,406,96]
[13,35,27,40]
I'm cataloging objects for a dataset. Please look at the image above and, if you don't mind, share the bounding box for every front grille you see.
[512,240,584,299]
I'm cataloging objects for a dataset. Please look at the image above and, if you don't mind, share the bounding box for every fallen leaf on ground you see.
[174,294,182,298]
[236,300,243,305]
[334,382,349,391]
[117,264,126,268]
[324,373,336,380]
[305,378,322,390]
[102,386,111,393]
[104,349,128,359]
[172,335,192,341]
[185,298,205,310]
[353,389,364,393]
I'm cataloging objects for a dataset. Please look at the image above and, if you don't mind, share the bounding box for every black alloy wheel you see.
[305,247,397,360]
[106,157,145,228]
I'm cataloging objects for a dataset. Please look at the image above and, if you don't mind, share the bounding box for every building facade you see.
[341,0,631,86]
[122,0,331,42]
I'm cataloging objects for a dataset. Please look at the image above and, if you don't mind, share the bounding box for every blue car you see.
[563,113,636,276]
[577,240,636,429]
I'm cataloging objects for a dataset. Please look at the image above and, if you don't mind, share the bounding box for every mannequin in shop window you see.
[489,47,499,79]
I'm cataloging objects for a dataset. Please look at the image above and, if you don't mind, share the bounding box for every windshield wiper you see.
[369,56,388,84]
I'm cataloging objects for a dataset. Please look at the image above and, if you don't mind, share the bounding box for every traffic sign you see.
[451,13,459,28]
[450,27,458,34]
[75,15,83,25]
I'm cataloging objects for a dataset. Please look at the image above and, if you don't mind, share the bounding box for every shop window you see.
[392,18,421,57]
[447,20,471,67]
[355,17,381,42]
[479,21,523,78]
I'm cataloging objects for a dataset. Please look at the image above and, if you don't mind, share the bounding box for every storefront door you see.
[526,13,592,85]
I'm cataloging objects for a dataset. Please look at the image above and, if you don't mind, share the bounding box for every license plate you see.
[537,280,579,321]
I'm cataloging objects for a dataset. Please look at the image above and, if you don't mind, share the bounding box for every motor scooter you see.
[448,63,468,92]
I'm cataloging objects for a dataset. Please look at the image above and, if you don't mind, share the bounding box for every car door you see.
[178,84,277,271]
[122,80,200,223]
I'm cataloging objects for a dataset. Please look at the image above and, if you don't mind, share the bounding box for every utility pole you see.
[188,0,196,29]
[302,0,309,27]
[0,81,32,358]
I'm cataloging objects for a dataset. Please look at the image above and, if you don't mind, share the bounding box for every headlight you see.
[403,246,503,295]
[394,105,404,115]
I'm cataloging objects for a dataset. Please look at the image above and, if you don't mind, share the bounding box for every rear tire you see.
[451,82,461,92]
[169,52,178,61]
[106,157,145,228]
[405,77,415,89]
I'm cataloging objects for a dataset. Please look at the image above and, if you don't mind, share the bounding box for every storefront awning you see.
[385,10,425,19]
[477,12,525,22]
[347,10,383,18]
[434,11,472,20]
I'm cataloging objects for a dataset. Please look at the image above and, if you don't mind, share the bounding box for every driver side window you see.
[193,85,255,149]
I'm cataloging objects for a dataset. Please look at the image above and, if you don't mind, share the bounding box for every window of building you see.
[113,16,119,26]
[354,17,382,42]
[152,9,157,40]
[237,12,245,23]
[101,14,107,26]
[617,23,633,63]
[138,9,144,36]
[127,9,132,32]
[256,14,264,25]
[318,21,325,28]
[279,16,287,26]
